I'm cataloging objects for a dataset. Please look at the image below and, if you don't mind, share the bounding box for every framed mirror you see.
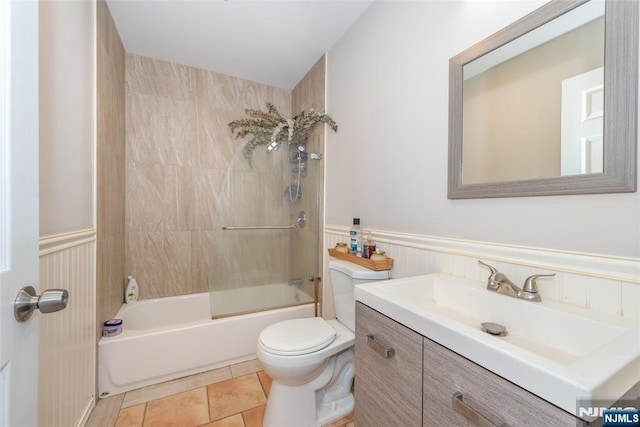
[448,0,638,199]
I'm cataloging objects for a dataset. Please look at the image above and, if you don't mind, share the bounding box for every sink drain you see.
[481,322,507,337]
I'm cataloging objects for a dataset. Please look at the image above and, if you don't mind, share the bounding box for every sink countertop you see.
[355,273,640,419]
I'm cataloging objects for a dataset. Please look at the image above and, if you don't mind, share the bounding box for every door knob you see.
[14,286,69,322]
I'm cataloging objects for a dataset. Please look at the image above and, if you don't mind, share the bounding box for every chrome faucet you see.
[478,260,555,302]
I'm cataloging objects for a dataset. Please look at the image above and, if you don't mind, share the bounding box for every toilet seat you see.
[259,317,337,356]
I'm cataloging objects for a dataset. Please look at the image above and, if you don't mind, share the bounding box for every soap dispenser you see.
[125,276,139,304]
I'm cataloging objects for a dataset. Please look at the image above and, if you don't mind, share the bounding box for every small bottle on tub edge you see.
[125,276,139,304]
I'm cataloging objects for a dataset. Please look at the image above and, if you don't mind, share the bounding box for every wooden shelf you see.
[328,248,393,271]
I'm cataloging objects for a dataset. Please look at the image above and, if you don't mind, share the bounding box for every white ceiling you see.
[106,0,373,89]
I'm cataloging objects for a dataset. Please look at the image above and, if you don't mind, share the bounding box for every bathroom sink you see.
[355,273,640,419]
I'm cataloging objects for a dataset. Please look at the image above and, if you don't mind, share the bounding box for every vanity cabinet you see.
[354,302,423,426]
[423,337,580,426]
[355,302,587,427]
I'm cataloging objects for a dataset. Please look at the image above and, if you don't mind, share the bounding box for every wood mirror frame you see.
[448,0,638,199]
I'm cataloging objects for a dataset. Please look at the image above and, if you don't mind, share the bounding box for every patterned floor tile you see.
[242,404,265,427]
[207,374,267,422]
[202,413,245,427]
[115,404,145,427]
[143,387,209,427]
[256,371,272,397]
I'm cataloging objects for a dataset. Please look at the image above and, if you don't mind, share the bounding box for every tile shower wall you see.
[97,0,126,332]
[125,54,292,299]
[291,55,326,301]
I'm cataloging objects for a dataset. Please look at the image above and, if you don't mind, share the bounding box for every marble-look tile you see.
[122,54,300,301]
[195,167,228,230]
[126,232,166,299]
[144,387,209,427]
[208,229,235,291]
[196,102,239,171]
[164,165,197,231]
[196,69,244,111]
[266,87,292,118]
[97,0,125,77]
[98,134,126,237]
[197,71,285,114]
[122,367,232,409]
[189,232,207,294]
[115,404,146,427]
[207,374,267,422]
[163,231,192,297]
[126,162,165,232]
[126,93,197,167]
[127,54,197,101]
[97,234,126,336]
[230,170,265,225]
[292,55,325,113]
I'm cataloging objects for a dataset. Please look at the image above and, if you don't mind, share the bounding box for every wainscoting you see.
[323,225,640,320]
[39,229,96,427]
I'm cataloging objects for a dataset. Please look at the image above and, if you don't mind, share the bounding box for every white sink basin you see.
[355,273,640,419]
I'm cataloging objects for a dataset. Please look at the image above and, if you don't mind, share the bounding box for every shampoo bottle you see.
[349,218,362,253]
[125,276,139,304]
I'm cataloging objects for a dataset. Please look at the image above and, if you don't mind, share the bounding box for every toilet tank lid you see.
[329,258,390,280]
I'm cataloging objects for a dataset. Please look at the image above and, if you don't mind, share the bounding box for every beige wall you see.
[124,54,292,299]
[96,0,126,330]
[39,0,95,237]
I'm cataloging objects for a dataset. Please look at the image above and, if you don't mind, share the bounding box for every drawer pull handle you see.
[452,392,510,427]
[366,334,395,358]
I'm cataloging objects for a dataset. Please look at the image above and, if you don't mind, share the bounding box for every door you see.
[561,67,604,176]
[0,1,39,425]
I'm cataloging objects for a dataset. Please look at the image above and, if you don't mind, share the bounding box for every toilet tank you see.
[328,259,390,331]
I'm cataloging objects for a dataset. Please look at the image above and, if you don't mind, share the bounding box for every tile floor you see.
[87,359,354,427]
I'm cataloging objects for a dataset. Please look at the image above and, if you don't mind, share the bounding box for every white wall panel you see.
[324,226,639,320]
[38,231,96,427]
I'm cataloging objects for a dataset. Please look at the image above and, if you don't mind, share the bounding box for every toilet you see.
[257,259,390,427]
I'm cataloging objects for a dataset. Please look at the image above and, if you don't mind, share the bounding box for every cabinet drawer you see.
[422,337,581,427]
[355,302,423,427]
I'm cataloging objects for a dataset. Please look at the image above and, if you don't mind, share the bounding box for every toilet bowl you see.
[257,259,390,427]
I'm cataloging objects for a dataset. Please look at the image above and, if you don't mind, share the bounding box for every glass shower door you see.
[208,133,321,318]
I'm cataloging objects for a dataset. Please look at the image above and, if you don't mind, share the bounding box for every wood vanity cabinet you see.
[355,302,586,427]
[422,337,581,426]
[354,302,423,426]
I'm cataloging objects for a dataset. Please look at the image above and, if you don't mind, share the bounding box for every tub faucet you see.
[478,260,555,302]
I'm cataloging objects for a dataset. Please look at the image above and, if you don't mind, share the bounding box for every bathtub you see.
[98,284,315,397]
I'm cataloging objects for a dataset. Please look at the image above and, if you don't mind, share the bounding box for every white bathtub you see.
[98,285,315,397]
